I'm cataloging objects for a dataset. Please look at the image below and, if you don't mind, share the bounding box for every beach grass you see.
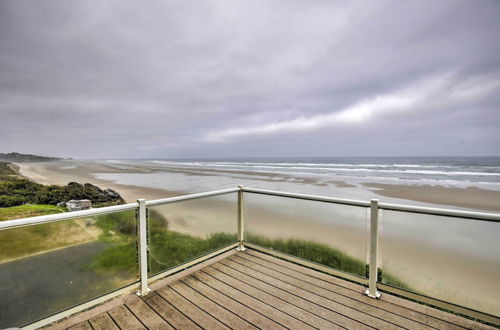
[89,210,237,275]
[245,233,410,289]
[147,231,237,274]
[88,211,410,290]
[245,233,367,276]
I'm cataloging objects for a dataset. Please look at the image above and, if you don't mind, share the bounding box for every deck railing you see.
[0,186,499,328]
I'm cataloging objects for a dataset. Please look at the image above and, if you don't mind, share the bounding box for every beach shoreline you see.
[16,161,182,202]
[16,160,500,212]
[363,182,500,212]
[12,160,500,315]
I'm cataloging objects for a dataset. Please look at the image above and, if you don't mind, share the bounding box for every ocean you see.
[99,156,500,193]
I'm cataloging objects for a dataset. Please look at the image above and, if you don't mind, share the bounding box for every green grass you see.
[88,211,409,290]
[246,233,366,276]
[89,210,237,275]
[0,204,65,221]
[87,210,138,275]
[148,231,237,274]
[378,269,410,290]
[246,233,411,290]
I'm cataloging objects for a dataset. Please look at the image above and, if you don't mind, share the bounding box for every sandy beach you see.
[17,160,500,211]
[364,182,500,212]
[17,161,180,202]
[14,160,500,315]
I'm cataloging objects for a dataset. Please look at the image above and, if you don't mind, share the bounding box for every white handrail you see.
[145,187,239,206]
[378,202,500,222]
[0,202,138,230]
[242,187,371,207]
[243,187,500,222]
[1,186,499,231]
[0,188,240,231]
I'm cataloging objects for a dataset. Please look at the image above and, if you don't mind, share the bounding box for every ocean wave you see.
[208,162,442,168]
[59,165,77,169]
[145,160,444,168]
[146,161,445,170]
[170,164,500,176]
[138,160,500,181]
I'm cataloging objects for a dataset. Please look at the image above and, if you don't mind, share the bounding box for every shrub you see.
[0,174,124,207]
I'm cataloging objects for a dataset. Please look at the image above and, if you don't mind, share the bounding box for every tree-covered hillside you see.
[0,152,65,163]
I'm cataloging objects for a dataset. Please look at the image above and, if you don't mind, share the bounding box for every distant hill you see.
[0,152,65,163]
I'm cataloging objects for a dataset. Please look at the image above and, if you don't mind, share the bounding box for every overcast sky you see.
[1,0,499,159]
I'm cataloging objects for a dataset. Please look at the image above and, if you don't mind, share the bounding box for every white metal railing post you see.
[136,199,151,296]
[365,199,381,298]
[237,185,246,251]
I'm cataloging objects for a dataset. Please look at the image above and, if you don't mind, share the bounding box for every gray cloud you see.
[1,0,499,158]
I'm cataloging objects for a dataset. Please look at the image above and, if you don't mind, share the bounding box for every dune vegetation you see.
[89,210,409,289]
[89,210,237,275]
[0,161,124,208]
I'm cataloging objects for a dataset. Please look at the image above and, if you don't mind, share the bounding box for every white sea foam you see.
[146,162,500,177]
[114,158,500,187]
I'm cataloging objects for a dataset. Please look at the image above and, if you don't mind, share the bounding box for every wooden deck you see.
[45,249,495,330]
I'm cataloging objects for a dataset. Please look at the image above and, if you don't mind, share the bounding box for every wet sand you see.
[364,182,500,212]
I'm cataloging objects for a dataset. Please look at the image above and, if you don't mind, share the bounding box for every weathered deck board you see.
[230,254,431,329]
[143,292,201,330]
[48,249,497,330]
[213,260,377,329]
[125,296,174,330]
[108,305,146,330]
[88,313,119,330]
[169,280,258,330]
[67,321,92,330]
[204,265,348,329]
[243,249,493,330]
[194,270,315,329]
[155,285,228,330]
[180,275,286,329]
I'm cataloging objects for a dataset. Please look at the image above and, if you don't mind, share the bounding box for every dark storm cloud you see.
[1,0,499,158]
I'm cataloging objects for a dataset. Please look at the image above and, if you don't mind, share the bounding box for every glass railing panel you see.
[380,210,500,316]
[245,193,368,278]
[0,210,138,328]
[147,193,238,276]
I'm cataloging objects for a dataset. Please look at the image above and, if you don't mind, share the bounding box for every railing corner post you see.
[365,198,381,299]
[237,185,246,251]
[136,198,151,296]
